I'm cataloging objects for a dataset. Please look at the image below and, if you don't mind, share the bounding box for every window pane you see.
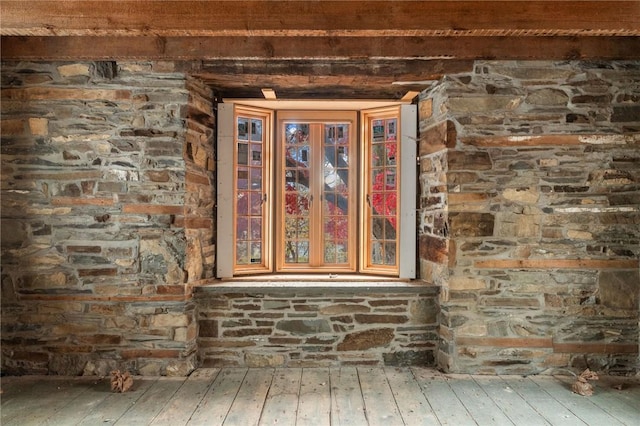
[250,119,262,142]
[237,168,248,189]
[236,242,249,264]
[237,217,248,240]
[250,144,262,166]
[250,167,262,190]
[237,191,248,215]
[385,242,396,265]
[250,242,262,263]
[238,118,249,140]
[250,217,262,240]
[250,192,262,215]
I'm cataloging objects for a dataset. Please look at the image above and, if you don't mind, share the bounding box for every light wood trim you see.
[460,134,640,147]
[456,337,553,348]
[218,104,274,277]
[553,342,638,354]
[360,106,403,276]
[233,106,274,275]
[275,111,358,273]
[474,259,639,269]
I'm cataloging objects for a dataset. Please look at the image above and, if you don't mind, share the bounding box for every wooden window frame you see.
[217,102,416,279]
[276,111,358,273]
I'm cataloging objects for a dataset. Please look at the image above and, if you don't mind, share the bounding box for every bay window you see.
[217,102,416,279]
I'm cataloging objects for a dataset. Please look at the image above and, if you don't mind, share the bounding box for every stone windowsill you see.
[193,275,438,294]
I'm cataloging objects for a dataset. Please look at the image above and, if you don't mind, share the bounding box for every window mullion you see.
[310,124,324,267]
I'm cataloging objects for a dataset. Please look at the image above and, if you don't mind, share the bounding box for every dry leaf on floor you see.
[110,370,134,393]
[571,368,599,396]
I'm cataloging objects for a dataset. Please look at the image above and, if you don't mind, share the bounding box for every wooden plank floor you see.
[1,368,639,426]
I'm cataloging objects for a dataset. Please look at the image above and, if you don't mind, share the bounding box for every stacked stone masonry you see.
[1,61,201,375]
[196,287,440,368]
[1,59,638,376]
[419,61,639,375]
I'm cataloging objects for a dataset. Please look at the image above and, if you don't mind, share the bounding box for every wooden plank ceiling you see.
[2,1,639,99]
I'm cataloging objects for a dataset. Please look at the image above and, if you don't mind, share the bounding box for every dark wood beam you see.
[2,36,639,61]
[194,59,478,99]
[1,1,638,37]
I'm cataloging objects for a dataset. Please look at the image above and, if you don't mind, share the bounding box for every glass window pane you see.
[250,217,262,240]
[372,120,385,142]
[385,242,396,265]
[250,192,262,215]
[372,144,385,167]
[237,143,248,165]
[237,217,248,240]
[336,241,348,264]
[237,192,248,215]
[251,144,262,165]
[236,242,249,264]
[237,118,248,140]
[250,167,262,190]
[386,119,397,141]
[371,241,383,265]
[296,241,309,263]
[237,168,248,189]
[324,242,336,263]
[250,242,262,263]
[250,119,262,142]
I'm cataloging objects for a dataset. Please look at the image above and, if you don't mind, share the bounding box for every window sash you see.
[276,111,358,273]
[361,105,416,278]
[217,104,273,278]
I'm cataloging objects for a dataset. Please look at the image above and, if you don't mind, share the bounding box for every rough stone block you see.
[450,276,487,291]
[449,212,495,237]
[198,320,218,338]
[419,234,448,264]
[275,319,331,335]
[26,118,49,136]
[319,304,369,315]
[354,314,408,324]
[448,96,522,113]
[337,328,394,351]
[409,299,438,324]
[419,98,433,120]
[383,350,434,366]
[502,187,539,204]
[57,63,91,77]
[526,88,568,106]
[495,212,540,238]
[599,270,639,310]
[448,150,492,171]
[419,121,447,155]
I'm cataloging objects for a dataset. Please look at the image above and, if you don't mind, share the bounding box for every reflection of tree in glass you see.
[282,133,397,264]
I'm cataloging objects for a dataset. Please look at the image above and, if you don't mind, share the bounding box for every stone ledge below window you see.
[192,275,437,295]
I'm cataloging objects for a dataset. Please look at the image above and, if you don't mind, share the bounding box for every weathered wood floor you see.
[2,367,639,425]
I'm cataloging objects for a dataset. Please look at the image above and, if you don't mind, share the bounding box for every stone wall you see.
[1,61,204,375]
[184,77,216,282]
[1,59,638,376]
[195,285,440,367]
[418,61,640,375]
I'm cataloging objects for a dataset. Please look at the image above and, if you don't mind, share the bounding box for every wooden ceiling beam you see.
[1,1,638,37]
[2,36,639,61]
